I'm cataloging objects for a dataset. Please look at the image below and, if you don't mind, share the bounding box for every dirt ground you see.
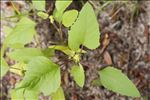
[1,0,150,100]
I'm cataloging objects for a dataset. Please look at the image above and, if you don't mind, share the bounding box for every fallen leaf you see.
[103,51,112,65]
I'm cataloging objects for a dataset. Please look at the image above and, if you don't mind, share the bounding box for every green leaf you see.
[17,56,61,96]
[42,48,55,57]
[55,0,72,12]
[10,89,24,100]
[99,67,141,97]
[32,0,46,11]
[70,64,85,87]
[9,62,26,76]
[49,45,86,57]
[53,0,72,22]
[49,45,86,62]
[8,43,24,49]
[4,17,36,48]
[37,11,49,19]
[8,48,44,63]
[1,57,9,78]
[49,15,54,24]
[11,89,38,100]
[68,2,100,51]
[24,89,38,100]
[62,10,78,27]
[51,87,65,100]
[49,45,75,57]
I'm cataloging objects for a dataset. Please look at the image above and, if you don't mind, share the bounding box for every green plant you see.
[1,0,140,99]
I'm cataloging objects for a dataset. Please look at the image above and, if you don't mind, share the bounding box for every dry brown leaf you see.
[101,33,110,53]
[103,51,112,65]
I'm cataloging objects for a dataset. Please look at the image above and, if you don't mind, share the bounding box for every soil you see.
[1,1,150,100]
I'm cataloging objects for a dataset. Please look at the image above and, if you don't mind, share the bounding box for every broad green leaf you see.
[70,64,85,87]
[68,2,100,51]
[1,57,9,78]
[55,0,72,12]
[99,67,141,97]
[32,0,46,11]
[11,89,38,100]
[42,48,55,57]
[24,89,38,100]
[10,62,26,76]
[62,10,78,27]
[53,0,72,22]
[51,87,65,100]
[37,11,49,19]
[4,17,36,48]
[8,48,44,63]
[11,89,24,100]
[8,43,24,49]
[17,56,61,95]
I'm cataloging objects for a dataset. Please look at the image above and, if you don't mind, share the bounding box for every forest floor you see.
[1,1,150,100]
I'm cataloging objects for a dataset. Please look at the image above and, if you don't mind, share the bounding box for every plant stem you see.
[88,0,112,16]
[98,1,112,12]
[1,44,6,58]
[0,13,32,20]
[59,23,63,42]
[10,1,21,15]
[52,22,63,43]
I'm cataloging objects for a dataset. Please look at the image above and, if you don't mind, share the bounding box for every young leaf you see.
[1,57,9,78]
[62,10,78,27]
[17,56,61,96]
[32,0,46,11]
[8,48,44,63]
[51,87,65,100]
[49,15,54,24]
[70,64,85,87]
[99,67,141,97]
[49,45,86,57]
[53,0,72,22]
[68,2,100,51]
[37,11,49,19]
[4,17,36,48]
[49,45,75,57]
[10,62,26,76]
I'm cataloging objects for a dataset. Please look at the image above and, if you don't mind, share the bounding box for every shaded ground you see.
[1,1,150,100]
